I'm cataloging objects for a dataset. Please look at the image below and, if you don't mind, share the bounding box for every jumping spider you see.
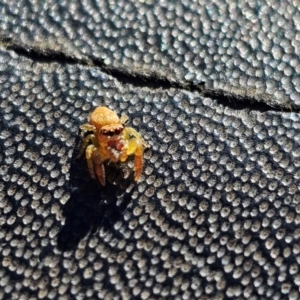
[77,106,148,186]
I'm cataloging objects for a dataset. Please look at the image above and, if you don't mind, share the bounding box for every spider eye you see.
[101,126,123,136]
[101,129,114,136]
[114,127,124,135]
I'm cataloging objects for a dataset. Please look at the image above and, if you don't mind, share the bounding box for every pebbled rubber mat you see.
[1,1,300,107]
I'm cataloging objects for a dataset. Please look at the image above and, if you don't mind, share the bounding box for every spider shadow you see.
[57,137,136,252]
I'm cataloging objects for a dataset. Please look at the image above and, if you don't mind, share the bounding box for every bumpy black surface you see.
[1,0,300,108]
[1,1,300,300]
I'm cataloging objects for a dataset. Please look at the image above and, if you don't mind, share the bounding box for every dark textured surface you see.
[1,1,300,300]
[1,1,300,108]
[1,49,300,299]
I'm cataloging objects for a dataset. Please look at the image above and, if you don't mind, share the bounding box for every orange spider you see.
[77,106,148,186]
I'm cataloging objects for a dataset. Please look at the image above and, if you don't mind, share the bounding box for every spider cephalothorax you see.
[77,106,148,186]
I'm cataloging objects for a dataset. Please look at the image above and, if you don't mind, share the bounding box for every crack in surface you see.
[1,37,298,113]
[202,89,297,113]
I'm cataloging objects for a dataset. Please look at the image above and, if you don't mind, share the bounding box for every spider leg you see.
[85,144,97,179]
[120,115,129,125]
[77,133,97,158]
[80,124,96,131]
[125,133,145,182]
[86,144,106,186]
[125,127,149,148]
[92,148,106,186]
[130,139,144,182]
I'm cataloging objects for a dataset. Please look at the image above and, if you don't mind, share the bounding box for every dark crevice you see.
[202,89,298,113]
[2,37,203,92]
[98,62,205,92]
[1,37,298,113]
[4,38,92,66]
